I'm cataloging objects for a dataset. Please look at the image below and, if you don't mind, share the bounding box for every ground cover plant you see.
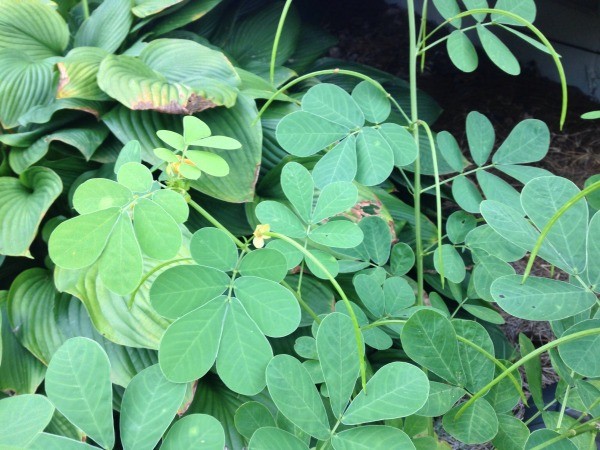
[0,0,599,448]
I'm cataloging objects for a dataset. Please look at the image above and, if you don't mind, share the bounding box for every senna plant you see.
[1,0,599,449]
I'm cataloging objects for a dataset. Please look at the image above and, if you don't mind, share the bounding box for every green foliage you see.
[0,0,596,449]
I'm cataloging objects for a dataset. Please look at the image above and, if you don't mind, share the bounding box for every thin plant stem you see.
[270,0,293,85]
[187,199,246,249]
[418,0,429,71]
[420,164,496,194]
[281,280,321,324]
[524,398,558,426]
[265,231,367,390]
[82,0,90,19]
[361,319,407,331]
[530,420,599,450]
[556,373,574,430]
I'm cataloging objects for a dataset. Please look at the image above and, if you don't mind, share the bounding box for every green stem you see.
[82,0,90,19]
[530,420,599,450]
[420,164,496,194]
[265,231,367,390]
[457,327,600,418]
[361,319,407,331]
[417,120,444,286]
[555,373,574,430]
[128,258,193,308]
[522,180,600,283]
[524,398,557,426]
[187,199,246,249]
[270,0,293,85]
[281,280,321,324]
[408,0,424,307]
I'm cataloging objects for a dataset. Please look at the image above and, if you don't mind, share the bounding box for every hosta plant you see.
[1,0,600,449]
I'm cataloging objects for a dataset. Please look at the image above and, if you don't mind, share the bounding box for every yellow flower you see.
[253,224,271,248]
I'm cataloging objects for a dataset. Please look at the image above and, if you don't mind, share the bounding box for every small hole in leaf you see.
[498,294,505,299]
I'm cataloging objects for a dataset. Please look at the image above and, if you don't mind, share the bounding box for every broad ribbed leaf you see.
[447,30,478,73]
[0,50,54,129]
[98,39,240,113]
[332,426,415,450]
[312,136,358,189]
[120,365,187,450]
[492,119,550,164]
[443,398,498,444]
[152,0,223,35]
[57,47,111,100]
[342,362,429,424]
[316,313,362,418]
[0,394,54,447]
[355,127,394,186]
[18,98,107,127]
[133,0,184,17]
[477,25,520,75]
[45,338,114,449]
[302,83,364,128]
[491,275,596,320]
[161,414,225,450]
[74,0,132,53]
[0,167,62,257]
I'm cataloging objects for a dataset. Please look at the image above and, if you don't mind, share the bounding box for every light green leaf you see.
[305,249,339,279]
[27,433,100,450]
[132,0,184,18]
[484,361,521,413]
[0,394,54,447]
[183,116,211,143]
[161,414,225,450]
[452,175,483,213]
[303,83,364,129]
[492,0,536,25]
[434,244,466,283]
[281,162,314,222]
[433,0,462,27]
[358,215,392,265]
[316,313,362,418]
[151,189,189,223]
[309,220,364,249]
[466,224,527,263]
[416,382,466,417]
[447,211,477,244]
[390,243,415,276]
[249,427,310,450]
[383,277,415,315]
[343,362,429,424]
[477,24,520,75]
[45,337,114,449]
[351,81,390,123]
[492,119,550,164]
[217,299,273,395]
[151,0,223,35]
[276,111,349,157]
[191,135,241,150]
[436,131,465,173]
[466,111,495,165]
[98,39,240,113]
[0,167,62,256]
[377,123,418,168]
[49,208,120,269]
[453,320,495,393]
[462,0,488,21]
[355,127,395,186]
[558,319,600,377]
[443,398,498,444]
[472,253,515,301]
[234,277,300,338]
[332,426,415,450]
[519,334,544,412]
[255,201,306,238]
[238,249,288,283]
[447,30,478,73]
[312,181,358,223]
[354,274,385,317]
[190,227,238,272]
[115,140,142,173]
[133,198,182,260]
[157,130,185,150]
[525,429,577,450]
[234,402,276,440]
[492,414,530,450]
[73,178,133,215]
[120,364,187,450]
[75,0,132,53]
[266,354,330,440]
[312,136,358,189]
[585,212,600,291]
[159,297,227,382]
[117,162,153,193]
[491,275,596,321]
[186,150,229,177]
[477,170,522,213]
[401,309,465,385]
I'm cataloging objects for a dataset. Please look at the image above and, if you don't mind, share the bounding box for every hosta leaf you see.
[492,119,550,164]
[276,111,349,157]
[115,140,142,173]
[447,30,478,73]
[266,355,330,440]
[190,227,238,272]
[234,277,300,338]
[0,167,62,257]
[120,365,187,450]
[74,0,132,53]
[134,198,182,260]
[152,0,223,35]
[160,414,225,450]
[558,319,600,377]
[302,83,364,129]
[312,181,358,223]
[351,81,390,123]
[238,249,288,282]
[255,201,306,238]
[491,275,596,321]
[18,98,107,127]
[332,426,415,450]
[342,362,429,424]
[159,298,227,382]
[150,265,229,319]
[452,175,483,213]
[492,414,530,450]
[249,427,310,450]
[466,111,495,165]
[312,136,358,189]
[217,299,273,395]
[45,338,115,449]
[316,313,362,418]
[416,382,466,417]
[521,176,588,274]
[355,127,395,186]
[377,123,418,167]
[98,39,240,113]
[401,309,465,385]
[453,320,495,393]
[0,394,54,447]
[281,162,314,222]
[443,398,498,444]
[477,25,520,75]
[0,0,69,60]
[433,0,462,27]
[132,0,184,18]
[309,220,364,248]
[234,402,276,440]
[57,47,111,101]
[492,0,536,25]
[434,244,466,284]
